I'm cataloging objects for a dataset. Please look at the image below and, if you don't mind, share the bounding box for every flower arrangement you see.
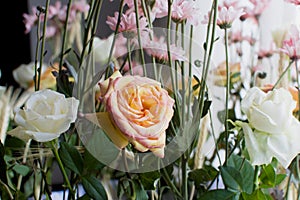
[1,0,300,199]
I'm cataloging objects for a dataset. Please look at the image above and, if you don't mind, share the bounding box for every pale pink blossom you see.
[228,30,244,44]
[153,0,168,18]
[285,0,300,5]
[280,24,300,60]
[240,0,271,23]
[171,0,201,26]
[221,0,240,8]
[144,36,186,63]
[23,0,90,37]
[257,42,277,59]
[106,11,148,38]
[217,6,244,29]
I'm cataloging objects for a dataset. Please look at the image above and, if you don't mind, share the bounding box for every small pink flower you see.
[23,13,37,34]
[221,0,240,8]
[106,11,148,38]
[217,6,244,29]
[240,0,271,23]
[280,24,300,60]
[144,36,186,63]
[153,0,168,19]
[171,0,201,26]
[284,0,300,5]
[257,42,277,59]
[228,30,244,44]
[48,1,62,19]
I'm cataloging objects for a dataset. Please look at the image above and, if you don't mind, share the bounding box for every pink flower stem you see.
[105,0,125,78]
[50,140,74,199]
[58,0,73,74]
[224,27,230,166]
[37,0,50,91]
[34,12,42,91]
[127,38,133,75]
[294,60,300,120]
[134,0,147,76]
[272,60,294,90]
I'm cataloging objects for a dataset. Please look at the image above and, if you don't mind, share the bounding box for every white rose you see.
[8,89,79,142]
[237,87,300,168]
[13,62,48,88]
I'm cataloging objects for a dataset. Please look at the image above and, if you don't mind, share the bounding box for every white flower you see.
[13,62,48,88]
[237,87,300,168]
[8,89,79,142]
[92,35,114,64]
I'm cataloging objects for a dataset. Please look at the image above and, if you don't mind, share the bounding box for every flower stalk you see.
[50,140,74,199]
[224,27,230,166]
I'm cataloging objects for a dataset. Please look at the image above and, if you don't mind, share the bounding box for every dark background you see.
[0,0,31,87]
[0,0,120,88]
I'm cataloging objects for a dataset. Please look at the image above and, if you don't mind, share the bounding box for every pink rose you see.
[100,71,175,158]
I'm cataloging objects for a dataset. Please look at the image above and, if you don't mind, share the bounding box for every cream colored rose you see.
[237,87,300,168]
[13,62,48,88]
[8,89,79,142]
[101,71,175,158]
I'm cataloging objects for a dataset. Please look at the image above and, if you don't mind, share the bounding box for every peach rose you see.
[100,71,175,158]
[212,61,241,87]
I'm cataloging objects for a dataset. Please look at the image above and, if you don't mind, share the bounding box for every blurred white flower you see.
[13,62,48,89]
[0,87,30,144]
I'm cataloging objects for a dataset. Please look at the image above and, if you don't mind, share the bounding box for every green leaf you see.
[134,179,149,200]
[14,190,27,200]
[228,154,254,193]
[188,167,218,189]
[198,189,237,200]
[139,171,160,190]
[82,176,108,200]
[83,149,105,172]
[12,164,30,176]
[220,166,243,192]
[59,142,84,175]
[259,164,276,188]
[242,189,268,200]
[275,174,287,186]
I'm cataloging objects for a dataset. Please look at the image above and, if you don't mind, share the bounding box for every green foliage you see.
[188,166,218,189]
[259,164,287,188]
[198,189,238,200]
[59,141,84,175]
[82,175,108,200]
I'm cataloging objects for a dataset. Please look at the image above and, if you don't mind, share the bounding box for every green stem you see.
[37,0,50,91]
[58,0,73,74]
[181,22,186,127]
[127,38,133,75]
[224,28,230,166]
[134,0,146,76]
[272,60,294,90]
[105,0,125,78]
[161,167,182,198]
[187,25,193,119]
[285,171,292,200]
[17,139,32,190]
[253,166,260,192]
[34,14,41,91]
[50,141,74,198]
[294,60,300,120]
[181,156,188,200]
